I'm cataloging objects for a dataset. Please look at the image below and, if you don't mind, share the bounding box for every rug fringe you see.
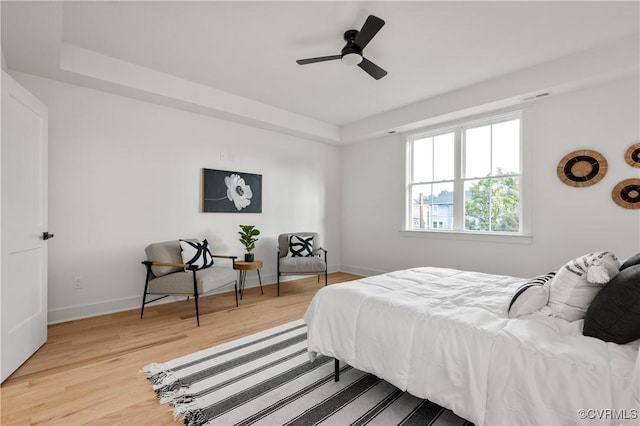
[169,399,207,426]
[174,399,199,416]
[141,364,163,383]
[141,365,174,388]
[160,371,177,385]
[151,378,189,404]
[158,385,189,404]
[141,362,164,375]
[183,407,207,426]
[141,363,188,404]
[174,393,195,405]
[149,372,169,386]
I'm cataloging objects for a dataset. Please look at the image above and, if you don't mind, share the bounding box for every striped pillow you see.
[508,272,555,318]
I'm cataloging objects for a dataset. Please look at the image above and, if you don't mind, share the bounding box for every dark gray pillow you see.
[583,265,640,344]
[620,252,640,271]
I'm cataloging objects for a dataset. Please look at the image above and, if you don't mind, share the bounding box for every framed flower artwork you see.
[202,168,262,213]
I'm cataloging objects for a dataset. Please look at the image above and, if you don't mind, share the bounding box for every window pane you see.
[412,137,433,182]
[492,119,520,175]
[464,179,489,231]
[491,176,520,232]
[433,133,455,181]
[464,176,520,232]
[411,184,431,229]
[464,125,491,178]
[411,183,454,230]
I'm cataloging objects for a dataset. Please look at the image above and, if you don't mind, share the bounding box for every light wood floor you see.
[0,272,361,426]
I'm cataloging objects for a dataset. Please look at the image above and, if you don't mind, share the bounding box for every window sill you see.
[400,229,532,245]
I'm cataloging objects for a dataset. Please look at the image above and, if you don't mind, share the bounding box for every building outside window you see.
[407,112,522,234]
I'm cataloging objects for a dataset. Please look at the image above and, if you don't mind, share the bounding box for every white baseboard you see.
[339,264,385,277]
[48,295,143,324]
[48,264,343,324]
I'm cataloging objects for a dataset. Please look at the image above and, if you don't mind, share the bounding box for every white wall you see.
[341,75,640,278]
[0,4,5,72]
[11,72,341,324]
[9,70,639,323]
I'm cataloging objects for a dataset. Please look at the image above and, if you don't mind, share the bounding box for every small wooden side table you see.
[234,260,263,299]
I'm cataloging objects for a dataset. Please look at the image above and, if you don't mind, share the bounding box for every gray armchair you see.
[141,240,238,326]
[277,232,327,296]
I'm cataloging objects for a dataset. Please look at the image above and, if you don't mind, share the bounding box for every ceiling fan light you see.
[341,53,363,66]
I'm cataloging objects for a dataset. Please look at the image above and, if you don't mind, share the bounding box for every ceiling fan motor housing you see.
[341,30,363,65]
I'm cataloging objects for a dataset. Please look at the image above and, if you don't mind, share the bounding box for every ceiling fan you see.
[296,14,388,80]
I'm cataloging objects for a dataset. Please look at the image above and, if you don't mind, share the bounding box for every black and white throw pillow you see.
[547,251,620,321]
[287,235,314,257]
[508,272,555,318]
[179,239,214,270]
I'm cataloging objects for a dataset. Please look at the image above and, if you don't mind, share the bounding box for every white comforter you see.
[303,267,640,426]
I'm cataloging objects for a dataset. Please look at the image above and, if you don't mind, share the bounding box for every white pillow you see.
[508,273,555,318]
[547,251,620,321]
[179,239,214,270]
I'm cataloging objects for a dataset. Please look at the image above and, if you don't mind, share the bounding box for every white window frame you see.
[404,109,531,242]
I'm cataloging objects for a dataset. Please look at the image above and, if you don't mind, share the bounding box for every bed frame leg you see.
[334,358,340,382]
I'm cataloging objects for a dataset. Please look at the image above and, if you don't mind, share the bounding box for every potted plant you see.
[238,225,260,262]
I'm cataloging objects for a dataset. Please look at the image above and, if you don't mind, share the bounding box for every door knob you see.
[42,232,55,240]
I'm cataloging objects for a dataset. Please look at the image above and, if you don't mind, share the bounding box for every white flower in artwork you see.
[225,174,253,211]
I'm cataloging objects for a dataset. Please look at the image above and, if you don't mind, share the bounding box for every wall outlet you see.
[73,276,83,289]
[220,151,231,161]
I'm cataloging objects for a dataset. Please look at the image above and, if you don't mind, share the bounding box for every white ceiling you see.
[2,1,639,138]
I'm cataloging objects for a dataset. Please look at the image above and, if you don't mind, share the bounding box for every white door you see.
[1,71,49,382]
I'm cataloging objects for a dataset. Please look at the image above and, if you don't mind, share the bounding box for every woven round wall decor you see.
[557,149,608,187]
[624,142,640,168]
[612,178,640,209]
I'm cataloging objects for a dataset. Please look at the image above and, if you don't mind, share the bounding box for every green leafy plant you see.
[238,225,260,253]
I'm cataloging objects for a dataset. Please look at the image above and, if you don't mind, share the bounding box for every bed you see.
[303,266,640,425]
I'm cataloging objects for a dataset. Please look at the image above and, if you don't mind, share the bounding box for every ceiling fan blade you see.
[354,15,385,50]
[358,57,387,80]
[296,55,341,65]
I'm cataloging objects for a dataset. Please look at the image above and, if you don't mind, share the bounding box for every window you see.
[407,112,522,234]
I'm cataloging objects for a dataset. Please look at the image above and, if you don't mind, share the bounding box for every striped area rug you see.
[143,319,472,426]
